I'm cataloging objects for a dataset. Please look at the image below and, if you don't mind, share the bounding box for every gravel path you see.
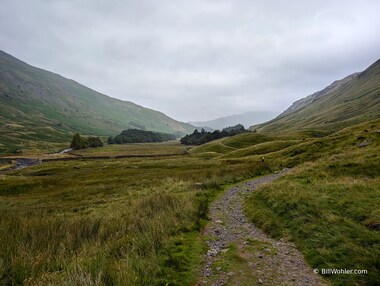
[198,171,327,286]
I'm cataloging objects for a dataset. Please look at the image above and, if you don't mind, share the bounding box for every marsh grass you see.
[70,141,187,157]
[0,152,267,285]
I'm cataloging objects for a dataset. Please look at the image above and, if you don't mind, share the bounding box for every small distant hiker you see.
[261,156,272,172]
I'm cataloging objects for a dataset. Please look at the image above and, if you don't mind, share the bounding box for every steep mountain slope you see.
[251,59,380,132]
[0,51,194,154]
[190,111,278,130]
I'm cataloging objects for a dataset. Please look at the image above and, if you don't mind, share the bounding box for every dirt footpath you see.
[198,171,327,286]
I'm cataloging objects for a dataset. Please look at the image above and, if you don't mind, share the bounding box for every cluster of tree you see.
[180,124,248,145]
[107,129,176,144]
[70,133,103,150]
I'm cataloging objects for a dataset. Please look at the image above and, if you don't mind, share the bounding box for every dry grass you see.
[244,120,380,286]
[0,152,268,285]
[1,119,379,285]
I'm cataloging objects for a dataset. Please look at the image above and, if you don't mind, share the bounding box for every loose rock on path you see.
[198,171,327,286]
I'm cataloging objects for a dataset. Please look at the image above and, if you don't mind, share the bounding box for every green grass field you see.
[70,141,188,157]
[0,150,269,285]
[1,119,379,285]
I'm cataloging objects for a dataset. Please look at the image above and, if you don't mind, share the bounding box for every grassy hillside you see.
[0,51,194,155]
[244,120,380,286]
[251,59,380,133]
[190,119,380,285]
[189,132,300,157]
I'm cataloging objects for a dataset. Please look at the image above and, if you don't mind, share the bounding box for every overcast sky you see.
[1,0,379,122]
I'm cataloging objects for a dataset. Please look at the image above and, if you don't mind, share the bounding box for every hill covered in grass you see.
[190,118,380,285]
[251,59,380,133]
[244,120,380,285]
[0,51,194,155]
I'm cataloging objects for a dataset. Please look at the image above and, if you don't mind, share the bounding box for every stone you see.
[204,268,212,277]
[207,249,218,256]
[358,141,371,147]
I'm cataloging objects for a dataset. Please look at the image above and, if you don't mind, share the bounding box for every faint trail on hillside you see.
[198,171,327,286]
[218,141,238,150]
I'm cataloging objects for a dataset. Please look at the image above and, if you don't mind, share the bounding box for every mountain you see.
[0,51,195,154]
[251,59,380,132]
[190,111,278,130]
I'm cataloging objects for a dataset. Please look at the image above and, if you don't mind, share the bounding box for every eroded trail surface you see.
[198,172,326,286]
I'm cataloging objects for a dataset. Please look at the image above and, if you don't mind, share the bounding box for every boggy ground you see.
[198,171,327,286]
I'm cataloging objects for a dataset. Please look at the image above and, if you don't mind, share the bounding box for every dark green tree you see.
[70,133,82,149]
[87,136,103,147]
[70,133,103,149]
[108,129,176,144]
[180,124,248,145]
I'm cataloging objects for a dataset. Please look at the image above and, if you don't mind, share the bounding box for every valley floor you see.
[0,118,379,285]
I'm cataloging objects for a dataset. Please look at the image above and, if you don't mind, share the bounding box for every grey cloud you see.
[1,0,379,121]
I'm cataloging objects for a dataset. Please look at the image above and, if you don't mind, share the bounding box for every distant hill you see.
[190,111,278,130]
[0,51,195,154]
[251,59,380,132]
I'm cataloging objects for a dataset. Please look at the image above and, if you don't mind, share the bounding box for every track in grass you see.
[198,171,327,286]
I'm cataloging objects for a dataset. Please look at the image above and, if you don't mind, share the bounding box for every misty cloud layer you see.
[1,0,379,121]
